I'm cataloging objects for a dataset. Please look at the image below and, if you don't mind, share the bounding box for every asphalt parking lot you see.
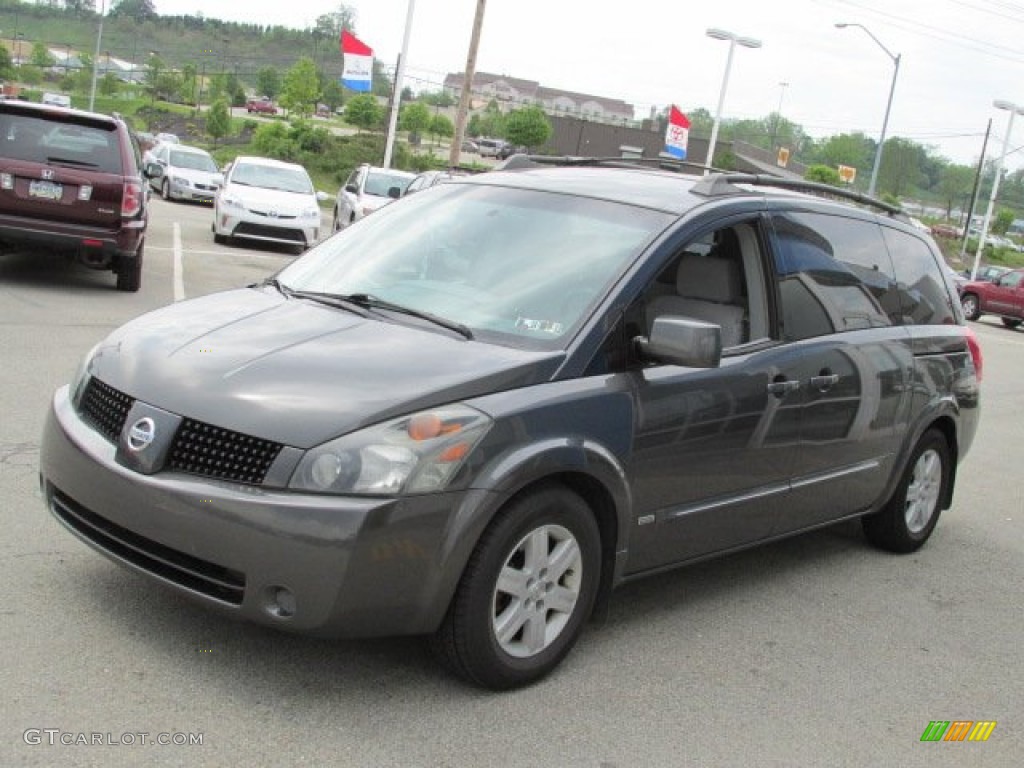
[1,198,1022,766]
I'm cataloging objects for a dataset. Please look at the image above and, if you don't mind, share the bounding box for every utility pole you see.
[959,118,991,267]
[449,0,487,168]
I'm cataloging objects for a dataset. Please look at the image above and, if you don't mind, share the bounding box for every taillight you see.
[964,326,983,382]
[122,178,143,218]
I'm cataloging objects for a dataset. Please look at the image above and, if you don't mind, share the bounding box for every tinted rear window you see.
[0,113,122,173]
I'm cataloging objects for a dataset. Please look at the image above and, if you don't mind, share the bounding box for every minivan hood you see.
[88,288,563,448]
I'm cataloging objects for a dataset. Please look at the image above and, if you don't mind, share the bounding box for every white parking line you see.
[173,222,185,302]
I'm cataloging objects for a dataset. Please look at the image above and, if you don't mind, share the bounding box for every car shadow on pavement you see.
[60,520,870,700]
[0,249,122,293]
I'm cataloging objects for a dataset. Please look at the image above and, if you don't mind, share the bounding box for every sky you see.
[151,0,1024,169]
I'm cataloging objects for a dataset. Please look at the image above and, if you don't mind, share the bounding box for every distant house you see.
[443,71,635,123]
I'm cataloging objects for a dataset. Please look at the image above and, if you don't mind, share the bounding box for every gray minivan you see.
[40,161,982,689]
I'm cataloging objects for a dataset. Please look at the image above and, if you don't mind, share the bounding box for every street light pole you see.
[383,0,417,169]
[88,0,107,111]
[835,23,900,198]
[705,28,762,174]
[971,100,1024,281]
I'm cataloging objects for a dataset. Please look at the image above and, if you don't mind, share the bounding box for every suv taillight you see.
[122,178,143,218]
[965,326,983,382]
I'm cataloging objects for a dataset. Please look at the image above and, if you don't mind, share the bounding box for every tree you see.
[421,90,454,108]
[206,99,231,146]
[30,42,56,69]
[938,164,974,221]
[280,57,320,118]
[100,72,120,97]
[179,63,197,105]
[877,137,926,197]
[505,106,552,149]
[811,132,875,176]
[344,93,383,132]
[805,164,842,186]
[400,102,431,141]
[321,79,344,113]
[144,54,165,101]
[109,0,156,20]
[0,46,13,80]
[314,3,358,40]
[993,208,1015,235]
[371,58,392,98]
[429,113,453,145]
[256,67,281,101]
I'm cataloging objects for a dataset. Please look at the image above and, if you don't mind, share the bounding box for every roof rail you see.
[691,173,903,216]
[493,154,727,175]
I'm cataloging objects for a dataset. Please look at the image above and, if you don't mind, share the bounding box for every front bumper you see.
[215,207,318,248]
[40,386,486,638]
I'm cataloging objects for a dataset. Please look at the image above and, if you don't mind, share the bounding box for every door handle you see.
[766,378,800,397]
[809,373,840,391]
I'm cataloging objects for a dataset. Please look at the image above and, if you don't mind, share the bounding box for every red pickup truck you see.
[245,98,278,115]
[960,268,1024,329]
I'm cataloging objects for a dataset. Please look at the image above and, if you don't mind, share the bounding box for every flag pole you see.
[383,0,416,169]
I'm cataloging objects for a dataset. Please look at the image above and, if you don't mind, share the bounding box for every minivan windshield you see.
[275,183,671,347]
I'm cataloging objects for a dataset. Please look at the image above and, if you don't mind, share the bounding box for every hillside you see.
[0,0,342,87]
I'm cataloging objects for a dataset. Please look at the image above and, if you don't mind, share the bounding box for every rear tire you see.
[115,246,142,292]
[961,293,981,321]
[862,429,950,553]
[430,485,601,690]
[160,179,171,201]
[1001,317,1022,329]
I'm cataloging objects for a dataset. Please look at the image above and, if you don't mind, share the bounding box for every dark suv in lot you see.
[40,159,981,689]
[0,100,148,291]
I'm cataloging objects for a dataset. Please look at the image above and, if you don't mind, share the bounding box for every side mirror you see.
[345,183,358,195]
[315,190,329,202]
[635,316,722,368]
[144,162,164,179]
[387,186,401,199]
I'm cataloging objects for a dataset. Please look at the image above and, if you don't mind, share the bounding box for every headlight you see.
[70,342,101,406]
[289,405,491,495]
[303,207,320,219]
[170,176,188,187]
[220,195,244,210]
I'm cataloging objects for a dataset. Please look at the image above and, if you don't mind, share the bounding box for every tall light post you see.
[835,23,900,198]
[88,0,107,111]
[705,28,762,173]
[771,81,789,151]
[971,100,1024,280]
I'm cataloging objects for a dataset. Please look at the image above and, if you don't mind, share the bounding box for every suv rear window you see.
[0,113,122,173]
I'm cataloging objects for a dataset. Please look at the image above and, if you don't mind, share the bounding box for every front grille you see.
[80,377,134,442]
[169,419,282,485]
[50,488,246,605]
[78,378,283,486]
[233,222,305,243]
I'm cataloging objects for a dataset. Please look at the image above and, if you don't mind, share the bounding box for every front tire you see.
[862,429,950,553]
[961,293,981,320]
[431,485,601,690]
[160,179,171,201]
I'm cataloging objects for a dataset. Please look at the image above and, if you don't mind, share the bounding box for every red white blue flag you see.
[341,30,373,92]
[664,106,691,159]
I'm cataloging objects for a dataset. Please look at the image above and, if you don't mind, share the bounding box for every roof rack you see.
[691,173,903,216]
[494,154,726,175]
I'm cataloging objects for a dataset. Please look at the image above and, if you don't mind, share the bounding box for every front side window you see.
[277,183,671,348]
[771,212,898,341]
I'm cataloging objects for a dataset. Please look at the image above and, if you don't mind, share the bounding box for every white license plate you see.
[29,180,63,201]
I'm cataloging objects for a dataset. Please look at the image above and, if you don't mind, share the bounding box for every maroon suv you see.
[0,100,149,291]
[960,267,1024,329]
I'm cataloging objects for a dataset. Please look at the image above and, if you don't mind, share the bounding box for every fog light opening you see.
[262,586,296,619]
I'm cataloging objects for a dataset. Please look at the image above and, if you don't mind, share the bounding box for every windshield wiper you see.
[343,293,474,340]
[255,278,294,298]
[285,289,370,317]
[46,156,98,168]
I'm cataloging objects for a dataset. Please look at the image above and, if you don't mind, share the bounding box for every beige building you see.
[443,71,635,124]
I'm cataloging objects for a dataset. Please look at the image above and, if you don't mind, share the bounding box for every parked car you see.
[145,144,223,204]
[41,92,72,108]
[960,267,1024,328]
[246,98,278,115]
[212,156,322,253]
[476,138,507,157]
[963,264,1010,283]
[333,164,415,231]
[930,223,961,239]
[154,132,180,145]
[461,139,479,154]
[0,99,150,291]
[40,161,981,690]
[403,169,476,196]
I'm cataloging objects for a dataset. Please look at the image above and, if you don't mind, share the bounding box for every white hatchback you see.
[213,156,323,253]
